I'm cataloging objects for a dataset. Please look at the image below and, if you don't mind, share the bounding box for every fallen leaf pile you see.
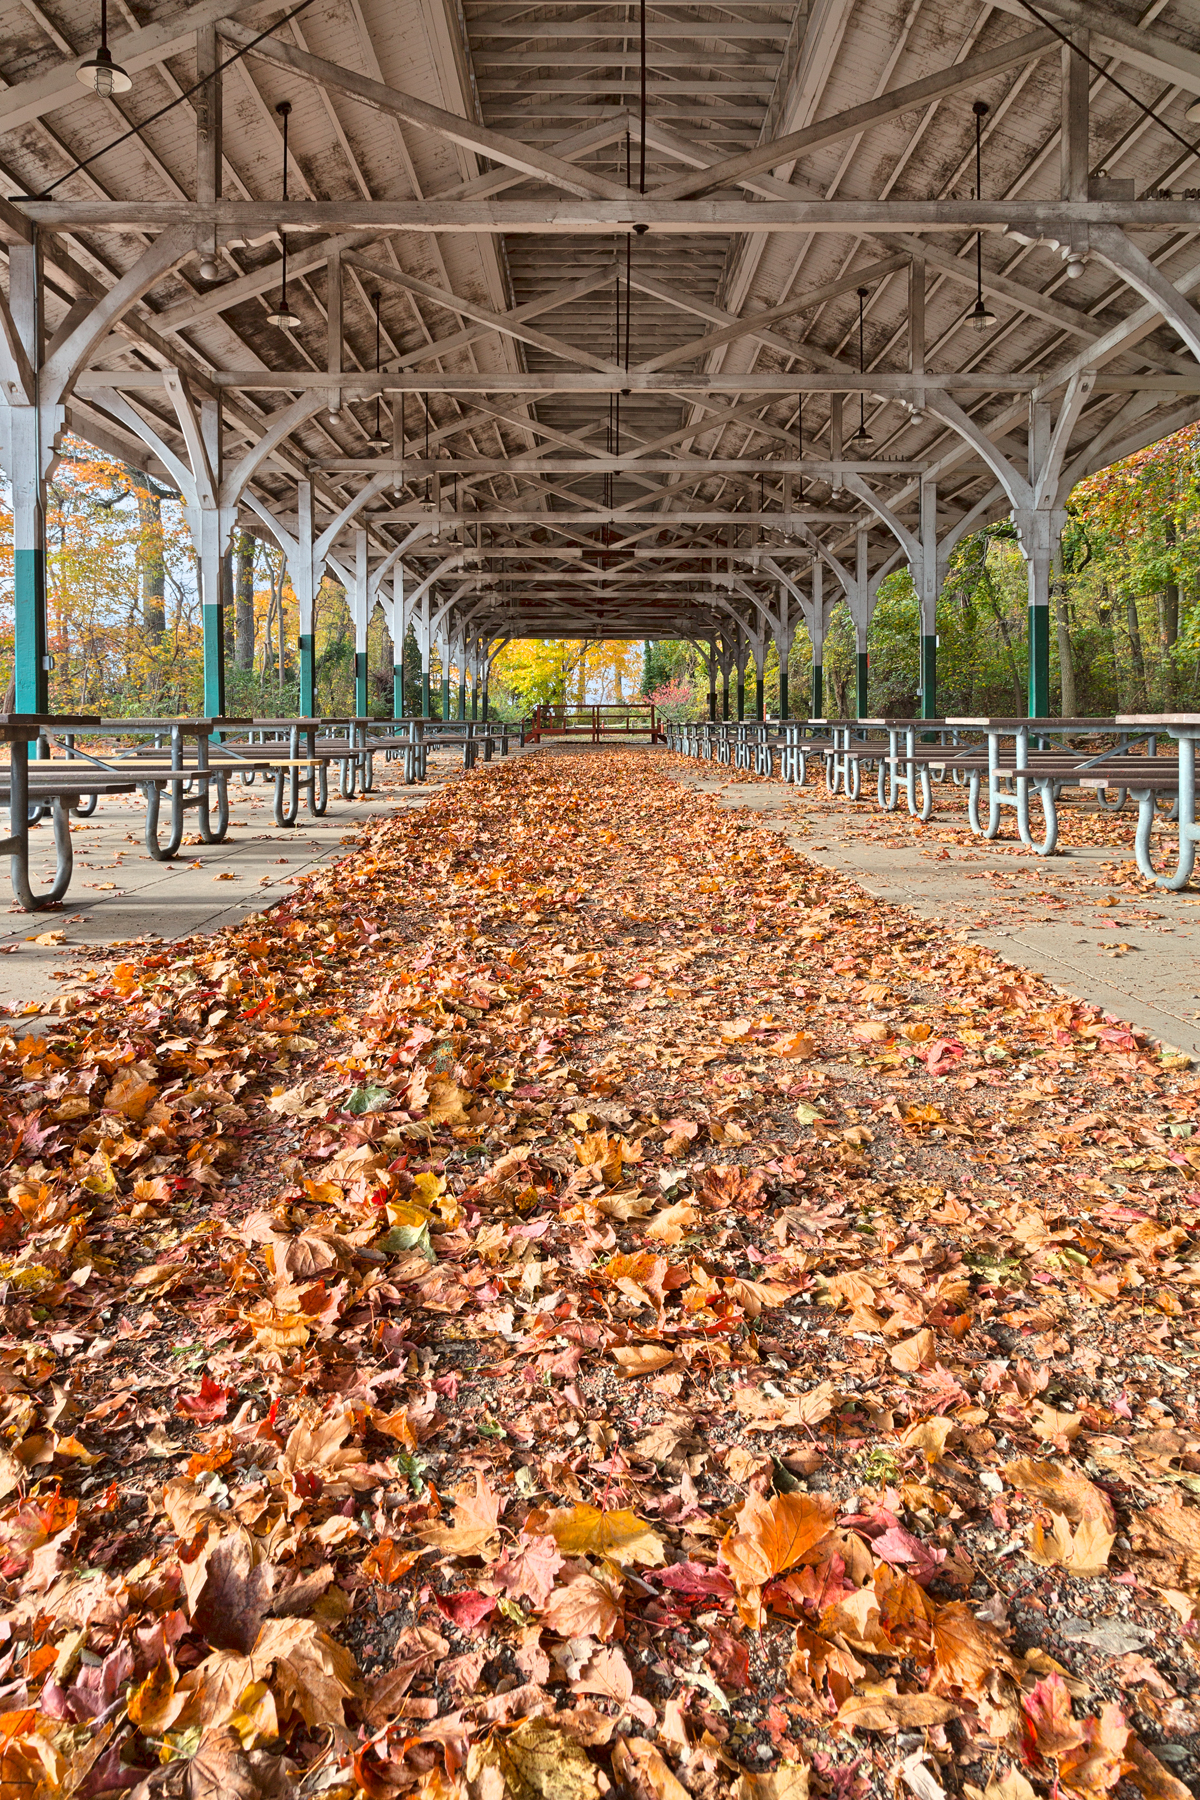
[0,749,1198,1800]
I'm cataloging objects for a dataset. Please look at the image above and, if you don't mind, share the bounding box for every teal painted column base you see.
[299,632,315,718]
[393,663,404,720]
[203,601,226,718]
[736,679,745,722]
[779,672,789,721]
[722,683,729,721]
[422,669,431,719]
[13,546,48,715]
[811,664,823,719]
[708,690,717,721]
[355,650,368,720]
[457,681,466,721]
[441,677,450,721]
[755,675,764,722]
[856,651,869,718]
[920,633,937,722]
[471,684,478,721]
[1028,604,1050,719]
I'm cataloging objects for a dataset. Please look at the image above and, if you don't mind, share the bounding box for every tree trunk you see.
[234,531,256,671]
[985,587,1023,714]
[127,464,165,643]
[1126,591,1147,703]
[1053,578,1077,718]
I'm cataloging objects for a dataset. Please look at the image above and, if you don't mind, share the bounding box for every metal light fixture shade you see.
[267,303,299,328]
[1187,96,1200,124]
[77,45,131,95]
[969,297,997,332]
[77,5,130,94]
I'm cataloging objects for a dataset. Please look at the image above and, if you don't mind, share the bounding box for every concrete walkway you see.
[662,757,1200,1060]
[0,753,470,1012]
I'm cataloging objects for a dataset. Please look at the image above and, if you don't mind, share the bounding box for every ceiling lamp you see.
[77,0,131,97]
[852,285,871,446]
[366,290,389,448]
[969,101,998,333]
[266,101,300,330]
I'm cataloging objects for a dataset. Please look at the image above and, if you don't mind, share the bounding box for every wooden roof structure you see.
[3,0,1200,707]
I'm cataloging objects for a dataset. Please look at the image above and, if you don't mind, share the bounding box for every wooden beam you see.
[75,368,1039,393]
[19,198,1191,232]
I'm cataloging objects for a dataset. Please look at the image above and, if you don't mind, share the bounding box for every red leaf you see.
[174,1374,234,1422]
[434,1589,498,1631]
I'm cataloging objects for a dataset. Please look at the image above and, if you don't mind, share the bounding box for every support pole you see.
[457,643,467,719]
[353,528,369,718]
[297,481,316,717]
[779,667,788,720]
[199,397,226,718]
[441,642,451,721]
[8,245,47,715]
[708,638,717,721]
[1024,402,1054,719]
[856,621,869,717]
[918,483,938,722]
[393,566,404,719]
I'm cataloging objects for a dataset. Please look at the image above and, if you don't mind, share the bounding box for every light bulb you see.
[198,256,221,281]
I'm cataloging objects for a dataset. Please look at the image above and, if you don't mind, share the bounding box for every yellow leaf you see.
[471,1716,601,1799]
[541,1504,666,1567]
[1027,1511,1114,1577]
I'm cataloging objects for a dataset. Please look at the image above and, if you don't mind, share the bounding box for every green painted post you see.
[856,650,869,717]
[394,633,404,719]
[441,670,450,720]
[422,662,431,720]
[779,670,789,721]
[736,673,745,721]
[299,635,314,718]
[1029,602,1050,719]
[203,596,226,717]
[811,662,823,718]
[722,672,729,721]
[921,633,937,720]
[755,671,764,721]
[355,651,368,719]
[13,543,48,716]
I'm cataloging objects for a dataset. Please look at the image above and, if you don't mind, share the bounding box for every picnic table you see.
[1,715,107,909]
[1110,714,1199,890]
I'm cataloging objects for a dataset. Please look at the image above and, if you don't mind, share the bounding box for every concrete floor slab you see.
[0,751,475,1012]
[663,755,1200,1060]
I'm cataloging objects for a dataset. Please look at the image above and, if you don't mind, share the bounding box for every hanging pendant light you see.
[77,0,131,96]
[266,101,300,330]
[969,100,998,334]
[367,290,388,447]
[852,286,871,446]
